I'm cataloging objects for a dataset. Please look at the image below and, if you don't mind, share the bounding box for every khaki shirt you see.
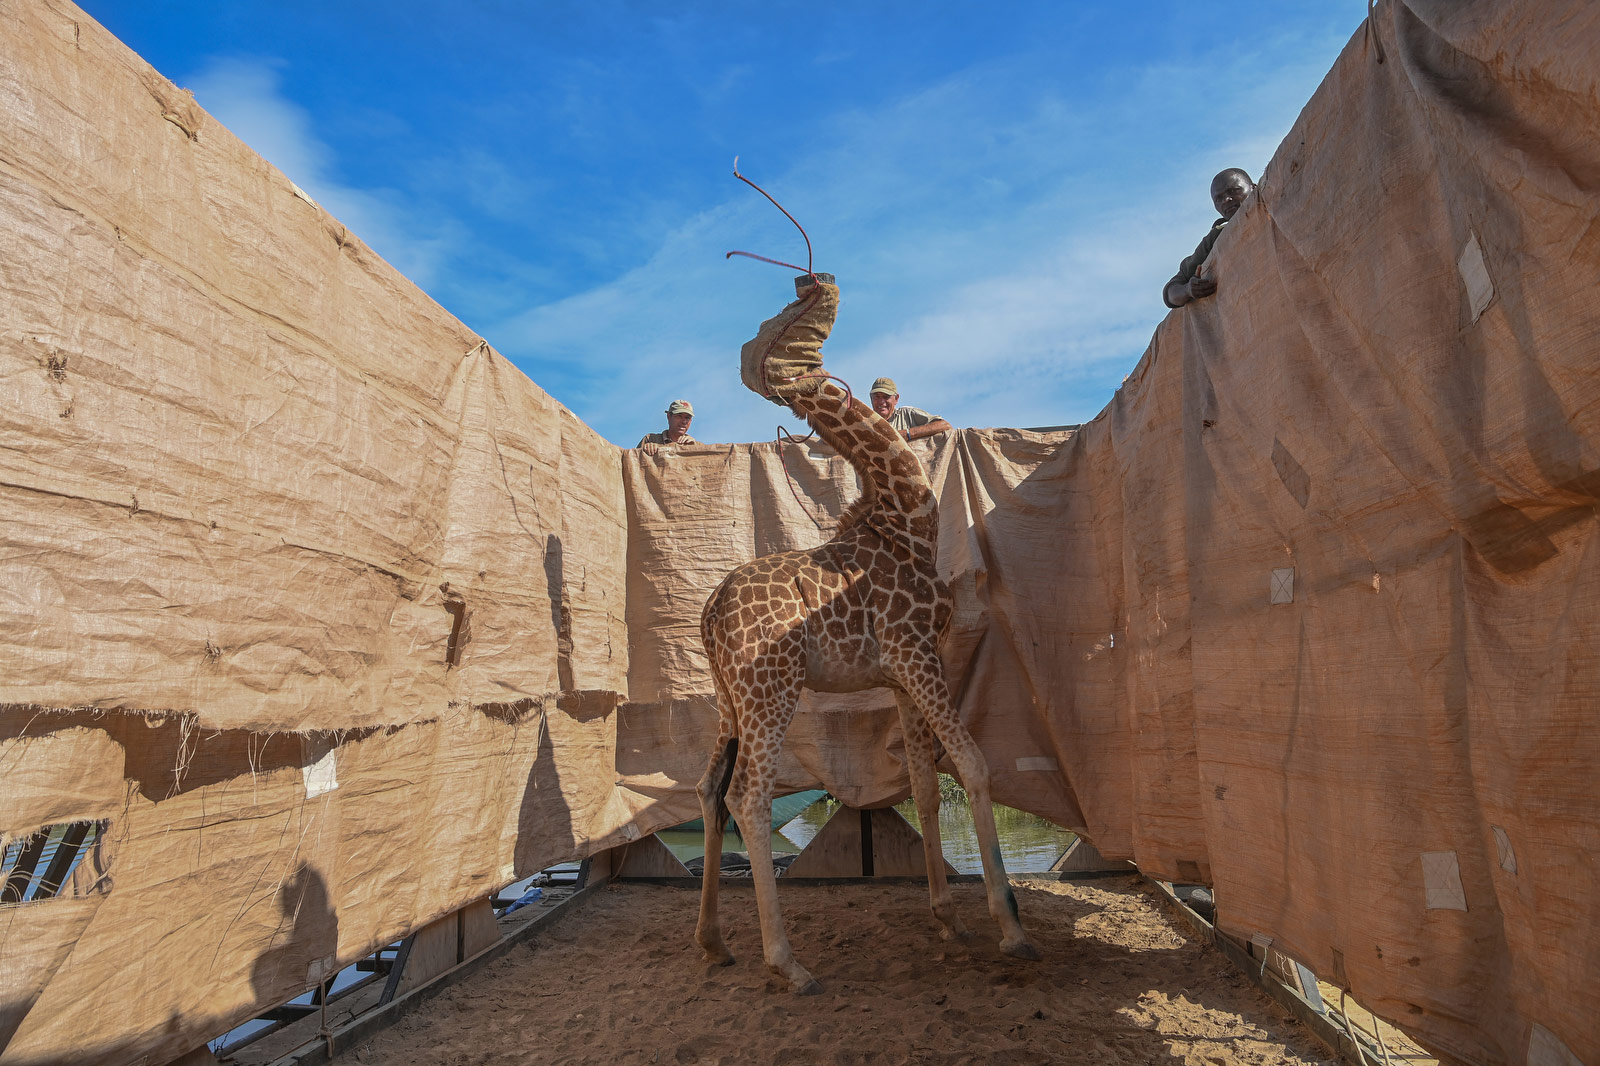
[886,405,942,435]
[636,431,699,447]
[1163,217,1228,309]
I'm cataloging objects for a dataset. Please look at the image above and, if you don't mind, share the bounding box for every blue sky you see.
[82,2,1364,447]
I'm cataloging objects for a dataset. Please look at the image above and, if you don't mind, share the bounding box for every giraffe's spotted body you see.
[694,292,1039,992]
[703,531,948,696]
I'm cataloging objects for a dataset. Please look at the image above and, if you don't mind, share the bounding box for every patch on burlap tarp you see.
[738,279,839,401]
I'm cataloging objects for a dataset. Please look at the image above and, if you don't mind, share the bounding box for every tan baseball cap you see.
[869,377,898,397]
[666,399,694,415]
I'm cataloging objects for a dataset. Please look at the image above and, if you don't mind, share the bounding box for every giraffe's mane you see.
[784,383,929,545]
[834,490,879,537]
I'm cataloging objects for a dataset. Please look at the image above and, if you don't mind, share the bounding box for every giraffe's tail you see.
[706,664,741,828]
[701,590,743,829]
[711,735,739,831]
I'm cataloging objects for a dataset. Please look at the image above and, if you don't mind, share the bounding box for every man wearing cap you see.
[1163,168,1255,308]
[869,378,952,442]
[637,399,699,454]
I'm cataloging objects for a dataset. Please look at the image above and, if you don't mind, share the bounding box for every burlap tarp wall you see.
[1,3,641,1064]
[3,1,1597,1065]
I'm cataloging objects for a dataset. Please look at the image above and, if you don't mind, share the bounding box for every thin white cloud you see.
[176,27,1353,450]
[490,28,1348,446]
[184,56,459,290]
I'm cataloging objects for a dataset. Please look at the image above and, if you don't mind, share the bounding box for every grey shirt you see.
[887,405,942,435]
[636,431,699,447]
[1163,217,1228,309]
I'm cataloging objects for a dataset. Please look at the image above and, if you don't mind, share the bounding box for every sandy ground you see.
[341,876,1338,1066]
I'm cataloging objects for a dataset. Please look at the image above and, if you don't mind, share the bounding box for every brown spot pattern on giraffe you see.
[695,375,1037,992]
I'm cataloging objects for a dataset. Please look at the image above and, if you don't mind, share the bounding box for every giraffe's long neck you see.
[789,381,938,551]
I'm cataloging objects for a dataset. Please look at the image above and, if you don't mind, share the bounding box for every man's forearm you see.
[1164,278,1192,308]
[906,420,952,441]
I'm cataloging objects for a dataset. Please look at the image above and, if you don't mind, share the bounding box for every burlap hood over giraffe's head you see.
[738,279,840,402]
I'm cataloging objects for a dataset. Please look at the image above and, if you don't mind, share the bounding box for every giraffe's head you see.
[739,279,840,403]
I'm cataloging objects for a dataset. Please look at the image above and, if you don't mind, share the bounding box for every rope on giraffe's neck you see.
[772,375,862,534]
[775,424,826,533]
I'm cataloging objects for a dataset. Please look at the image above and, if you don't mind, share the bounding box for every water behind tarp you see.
[657,799,1074,874]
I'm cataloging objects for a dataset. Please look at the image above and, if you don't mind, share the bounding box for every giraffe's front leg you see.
[948,735,1041,960]
[893,646,1040,962]
[729,720,821,994]
[730,780,820,993]
[894,691,967,942]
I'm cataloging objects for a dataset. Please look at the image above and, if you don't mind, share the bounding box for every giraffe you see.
[693,276,1040,995]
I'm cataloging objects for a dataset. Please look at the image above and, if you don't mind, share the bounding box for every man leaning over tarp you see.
[1163,168,1254,309]
[638,398,699,455]
[869,378,952,442]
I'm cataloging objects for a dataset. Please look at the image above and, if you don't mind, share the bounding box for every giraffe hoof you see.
[795,978,824,996]
[1001,939,1042,962]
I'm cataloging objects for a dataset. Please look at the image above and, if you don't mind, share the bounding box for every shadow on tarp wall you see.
[0,544,595,1056]
[939,428,1128,859]
[0,699,635,1066]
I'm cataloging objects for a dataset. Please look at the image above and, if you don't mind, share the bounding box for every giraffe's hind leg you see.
[893,690,968,942]
[694,720,738,965]
[888,642,1040,961]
